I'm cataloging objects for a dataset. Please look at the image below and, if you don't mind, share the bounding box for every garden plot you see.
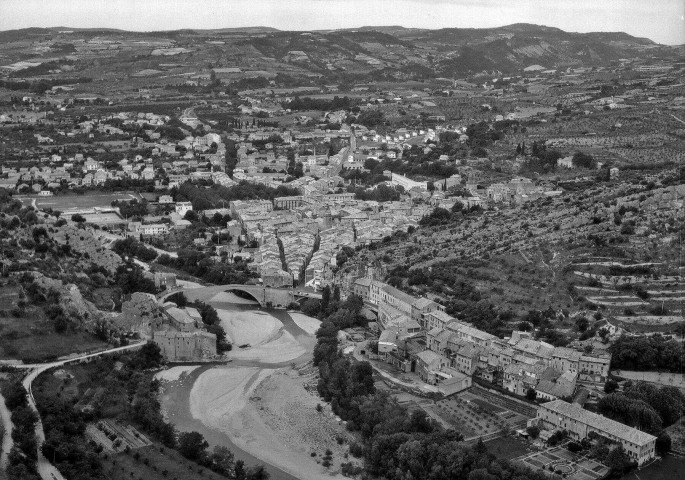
[515,446,609,480]
[459,390,531,431]
[432,396,503,438]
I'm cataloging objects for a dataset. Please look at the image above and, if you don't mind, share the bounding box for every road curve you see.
[20,341,146,480]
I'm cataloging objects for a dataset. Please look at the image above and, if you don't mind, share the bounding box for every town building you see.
[535,400,657,466]
[390,172,428,191]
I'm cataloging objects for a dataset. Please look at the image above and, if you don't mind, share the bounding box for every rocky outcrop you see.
[50,225,122,274]
[31,273,102,323]
[116,292,164,337]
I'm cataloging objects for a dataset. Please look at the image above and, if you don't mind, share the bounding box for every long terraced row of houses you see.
[352,274,611,392]
[351,273,658,465]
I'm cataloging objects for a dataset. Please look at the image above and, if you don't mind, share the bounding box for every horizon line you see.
[0,23,675,46]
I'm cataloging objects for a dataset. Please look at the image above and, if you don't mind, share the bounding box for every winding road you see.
[1,342,147,480]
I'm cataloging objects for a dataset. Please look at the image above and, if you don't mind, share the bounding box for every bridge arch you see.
[158,284,299,309]
[218,286,264,305]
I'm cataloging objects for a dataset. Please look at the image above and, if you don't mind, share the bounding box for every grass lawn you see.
[622,455,685,480]
[102,445,228,480]
[484,436,530,460]
[0,313,107,362]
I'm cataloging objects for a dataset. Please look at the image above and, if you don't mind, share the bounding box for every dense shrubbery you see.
[597,381,682,455]
[282,96,356,111]
[418,201,482,227]
[177,431,270,479]
[111,199,148,219]
[2,379,40,480]
[0,77,92,93]
[112,237,158,262]
[609,335,684,372]
[157,250,257,285]
[194,300,232,353]
[350,184,403,202]
[114,262,157,295]
[598,381,684,432]
[384,260,516,338]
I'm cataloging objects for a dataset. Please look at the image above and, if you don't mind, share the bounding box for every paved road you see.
[0,391,14,471]
[18,342,146,480]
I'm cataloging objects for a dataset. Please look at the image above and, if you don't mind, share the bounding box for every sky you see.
[0,0,683,45]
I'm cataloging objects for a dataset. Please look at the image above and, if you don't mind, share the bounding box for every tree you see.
[656,432,672,455]
[517,321,532,332]
[605,445,634,474]
[234,460,247,480]
[247,465,270,480]
[604,379,619,394]
[572,152,597,169]
[526,388,537,401]
[301,299,321,317]
[575,316,589,332]
[184,210,199,222]
[209,445,235,476]
[71,213,85,223]
[321,286,331,315]
[133,341,164,369]
[178,431,209,462]
[167,292,188,307]
[357,109,385,128]
[526,425,540,438]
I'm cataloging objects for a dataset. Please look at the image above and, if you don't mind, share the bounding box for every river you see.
[159,296,319,480]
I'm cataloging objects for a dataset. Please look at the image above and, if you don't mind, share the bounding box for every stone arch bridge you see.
[157,284,321,309]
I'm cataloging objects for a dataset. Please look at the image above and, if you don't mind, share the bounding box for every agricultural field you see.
[570,259,684,332]
[431,396,499,438]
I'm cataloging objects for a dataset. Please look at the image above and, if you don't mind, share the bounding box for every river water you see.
[159,298,316,480]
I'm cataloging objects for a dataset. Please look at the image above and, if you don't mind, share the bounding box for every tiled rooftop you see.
[540,400,657,446]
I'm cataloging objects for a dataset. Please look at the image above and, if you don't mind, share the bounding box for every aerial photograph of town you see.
[0,0,682,479]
